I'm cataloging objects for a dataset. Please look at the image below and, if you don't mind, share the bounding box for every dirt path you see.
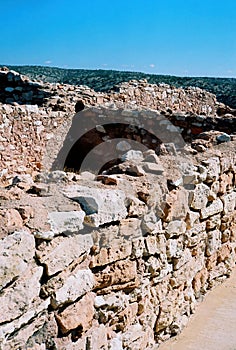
[159,268,236,350]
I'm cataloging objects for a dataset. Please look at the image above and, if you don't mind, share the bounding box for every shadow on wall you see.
[52,101,186,174]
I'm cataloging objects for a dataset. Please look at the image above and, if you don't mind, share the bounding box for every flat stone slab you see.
[36,233,93,276]
[62,185,128,227]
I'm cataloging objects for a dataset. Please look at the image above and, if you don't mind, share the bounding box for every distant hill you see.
[4,65,236,109]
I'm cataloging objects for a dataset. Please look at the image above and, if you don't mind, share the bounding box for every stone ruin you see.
[0,67,236,349]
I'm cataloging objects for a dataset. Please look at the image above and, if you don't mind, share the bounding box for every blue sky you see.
[1,0,236,77]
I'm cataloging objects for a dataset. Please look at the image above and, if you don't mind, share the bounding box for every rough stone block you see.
[206,229,222,256]
[36,233,93,276]
[63,185,127,227]
[200,199,223,219]
[165,220,186,238]
[190,183,210,210]
[50,269,95,309]
[0,266,43,324]
[56,292,95,334]
[0,229,35,291]
[221,191,236,214]
[48,210,85,234]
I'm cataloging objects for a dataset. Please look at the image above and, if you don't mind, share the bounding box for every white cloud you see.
[44,60,52,65]
[149,64,155,68]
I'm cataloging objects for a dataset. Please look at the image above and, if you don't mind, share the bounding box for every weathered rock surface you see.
[0,67,236,349]
[0,229,35,290]
[62,185,128,227]
[36,233,93,276]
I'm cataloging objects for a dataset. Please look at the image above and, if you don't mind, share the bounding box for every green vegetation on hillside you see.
[5,65,236,108]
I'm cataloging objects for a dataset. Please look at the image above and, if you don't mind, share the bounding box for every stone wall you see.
[1,67,236,178]
[1,103,236,177]
[0,143,235,349]
[1,67,236,349]
[0,68,219,115]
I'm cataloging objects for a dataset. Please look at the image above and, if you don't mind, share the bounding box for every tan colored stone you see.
[155,300,174,332]
[202,157,220,182]
[0,265,43,324]
[217,244,232,263]
[192,268,208,294]
[200,199,223,219]
[206,229,222,256]
[119,218,142,238]
[94,260,137,290]
[190,183,210,210]
[185,222,206,247]
[110,302,138,331]
[56,292,95,334]
[219,172,234,193]
[221,191,236,214]
[206,253,217,271]
[165,220,186,238]
[50,269,95,309]
[0,208,24,235]
[185,210,200,229]
[123,324,155,350]
[206,213,221,230]
[0,229,35,291]
[145,235,159,255]
[173,249,192,270]
[90,240,132,268]
[163,188,189,222]
[230,223,236,242]
[36,233,93,276]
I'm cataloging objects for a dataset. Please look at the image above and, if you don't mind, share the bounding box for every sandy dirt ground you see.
[159,268,236,350]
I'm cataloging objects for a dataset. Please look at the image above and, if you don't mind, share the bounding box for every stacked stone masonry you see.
[1,68,236,176]
[0,68,236,349]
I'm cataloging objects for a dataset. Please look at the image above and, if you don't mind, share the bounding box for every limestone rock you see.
[0,298,50,341]
[1,314,48,350]
[173,249,192,270]
[142,162,165,175]
[94,260,138,290]
[190,183,210,210]
[123,324,154,350]
[202,157,221,182]
[62,185,128,227]
[186,210,200,229]
[165,220,186,238]
[36,233,93,276]
[121,150,144,162]
[163,188,189,222]
[0,208,24,235]
[221,192,236,214]
[0,266,43,324]
[48,210,85,235]
[56,292,95,334]
[90,239,132,267]
[200,199,223,219]
[186,222,207,247]
[50,269,95,309]
[206,229,222,256]
[0,229,35,291]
